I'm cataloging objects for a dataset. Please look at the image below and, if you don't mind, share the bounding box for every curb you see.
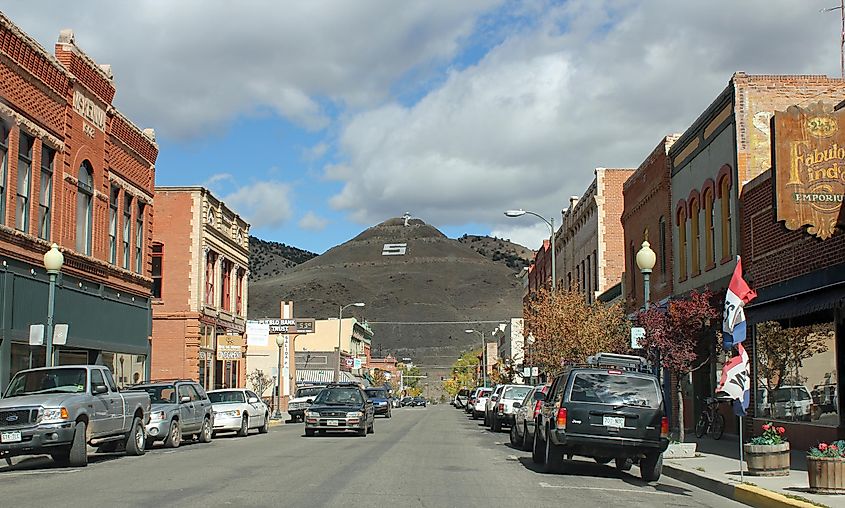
[663,464,823,508]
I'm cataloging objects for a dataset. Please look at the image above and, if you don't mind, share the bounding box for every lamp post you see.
[504,210,555,291]
[273,334,285,419]
[636,240,657,375]
[43,243,64,367]
[335,302,365,382]
[465,329,486,387]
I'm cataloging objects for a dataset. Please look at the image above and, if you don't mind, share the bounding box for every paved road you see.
[0,405,741,507]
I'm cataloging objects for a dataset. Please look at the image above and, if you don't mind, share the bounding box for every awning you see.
[295,370,362,384]
[745,265,845,324]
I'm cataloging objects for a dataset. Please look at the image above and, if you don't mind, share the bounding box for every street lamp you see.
[636,240,658,376]
[43,243,64,367]
[465,329,486,387]
[273,334,285,419]
[335,302,365,382]
[504,210,556,291]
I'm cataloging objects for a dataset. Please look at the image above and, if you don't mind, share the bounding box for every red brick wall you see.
[601,169,635,293]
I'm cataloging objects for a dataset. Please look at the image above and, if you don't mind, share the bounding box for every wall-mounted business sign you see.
[773,102,845,239]
[216,334,245,360]
[253,318,315,335]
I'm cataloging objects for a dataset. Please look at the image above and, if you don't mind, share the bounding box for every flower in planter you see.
[749,422,787,445]
[809,440,845,458]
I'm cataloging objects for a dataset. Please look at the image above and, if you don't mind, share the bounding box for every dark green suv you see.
[533,353,669,481]
[303,383,374,437]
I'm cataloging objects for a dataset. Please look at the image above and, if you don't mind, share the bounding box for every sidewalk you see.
[663,434,845,508]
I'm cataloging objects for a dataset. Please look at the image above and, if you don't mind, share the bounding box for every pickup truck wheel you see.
[531,426,545,464]
[198,417,213,443]
[522,425,531,451]
[258,413,269,434]
[615,457,633,471]
[163,420,181,448]
[543,430,564,474]
[68,421,88,467]
[237,416,249,437]
[594,457,612,465]
[125,417,146,456]
[509,423,520,447]
[492,415,502,432]
[640,452,663,482]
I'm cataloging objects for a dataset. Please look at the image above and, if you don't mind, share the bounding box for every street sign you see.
[522,367,531,377]
[245,321,270,346]
[29,324,44,346]
[255,318,315,335]
[530,367,539,377]
[631,327,645,349]
[353,358,362,369]
[53,324,68,345]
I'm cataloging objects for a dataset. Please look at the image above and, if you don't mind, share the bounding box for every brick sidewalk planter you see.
[744,442,790,476]
[808,456,845,494]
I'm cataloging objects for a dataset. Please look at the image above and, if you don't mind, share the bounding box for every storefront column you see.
[0,338,9,392]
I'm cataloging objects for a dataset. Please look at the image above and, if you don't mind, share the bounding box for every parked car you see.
[365,387,392,418]
[534,353,669,482]
[287,384,326,423]
[484,385,505,426]
[304,382,374,437]
[133,380,214,449]
[411,396,427,407]
[470,388,492,419]
[490,384,533,432]
[510,384,549,450]
[400,396,414,407]
[453,388,470,408]
[465,388,478,414]
[769,385,814,421]
[0,365,150,467]
[207,388,270,437]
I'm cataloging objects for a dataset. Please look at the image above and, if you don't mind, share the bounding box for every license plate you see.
[326,420,339,427]
[603,416,625,428]
[1,431,22,443]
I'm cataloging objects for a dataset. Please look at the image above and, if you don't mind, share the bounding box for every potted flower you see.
[744,423,789,476]
[808,440,845,493]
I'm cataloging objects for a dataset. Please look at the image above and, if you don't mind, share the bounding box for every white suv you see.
[471,387,492,419]
[490,384,533,432]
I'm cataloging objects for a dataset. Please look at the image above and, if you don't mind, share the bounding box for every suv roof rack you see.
[138,379,196,384]
[584,353,651,373]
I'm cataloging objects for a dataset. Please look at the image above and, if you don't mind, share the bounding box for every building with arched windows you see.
[0,14,157,391]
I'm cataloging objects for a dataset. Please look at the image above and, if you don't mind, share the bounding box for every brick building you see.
[526,239,551,295]
[151,187,249,389]
[621,136,679,312]
[0,16,157,390]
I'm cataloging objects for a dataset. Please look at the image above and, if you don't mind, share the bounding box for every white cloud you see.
[202,173,234,188]
[223,182,293,229]
[302,142,329,162]
[490,223,549,251]
[298,211,329,231]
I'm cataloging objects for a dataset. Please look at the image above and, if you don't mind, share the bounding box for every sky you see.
[4,1,843,254]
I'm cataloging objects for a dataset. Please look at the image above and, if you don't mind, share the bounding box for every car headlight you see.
[219,410,241,417]
[305,411,320,418]
[39,407,69,423]
[150,411,167,421]
[346,411,363,418]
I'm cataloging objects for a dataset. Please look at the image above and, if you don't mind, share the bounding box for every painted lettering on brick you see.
[72,90,106,131]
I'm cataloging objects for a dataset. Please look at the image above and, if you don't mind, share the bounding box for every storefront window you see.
[101,352,146,387]
[754,315,837,425]
[10,343,46,378]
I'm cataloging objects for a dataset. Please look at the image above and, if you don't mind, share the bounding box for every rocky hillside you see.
[248,236,317,281]
[456,234,533,272]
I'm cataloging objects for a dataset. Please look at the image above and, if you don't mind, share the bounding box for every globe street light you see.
[465,329,486,387]
[43,243,64,367]
[273,334,285,419]
[335,302,365,382]
[504,210,556,291]
[636,240,658,377]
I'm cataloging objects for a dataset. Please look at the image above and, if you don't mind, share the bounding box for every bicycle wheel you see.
[694,414,708,438]
[710,413,725,440]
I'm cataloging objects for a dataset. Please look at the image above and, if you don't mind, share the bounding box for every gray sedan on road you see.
[134,381,214,448]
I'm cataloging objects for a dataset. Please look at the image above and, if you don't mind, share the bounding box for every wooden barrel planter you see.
[808,457,845,494]
[744,442,790,476]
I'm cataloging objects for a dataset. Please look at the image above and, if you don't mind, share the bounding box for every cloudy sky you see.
[4,1,841,253]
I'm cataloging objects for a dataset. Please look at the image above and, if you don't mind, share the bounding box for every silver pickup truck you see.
[0,365,151,467]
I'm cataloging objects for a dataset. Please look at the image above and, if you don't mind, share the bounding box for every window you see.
[16,133,33,232]
[123,194,132,269]
[720,176,732,260]
[690,198,700,276]
[658,216,667,277]
[76,161,94,255]
[629,242,637,298]
[221,259,232,311]
[90,368,105,392]
[38,145,54,240]
[593,250,598,291]
[677,207,687,280]
[0,123,8,221]
[136,202,144,273]
[151,243,163,298]
[205,251,216,306]
[585,254,591,301]
[109,186,119,264]
[236,269,244,315]
[704,189,715,268]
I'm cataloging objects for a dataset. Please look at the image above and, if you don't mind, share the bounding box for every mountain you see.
[456,234,533,272]
[248,236,317,281]
[248,218,524,377]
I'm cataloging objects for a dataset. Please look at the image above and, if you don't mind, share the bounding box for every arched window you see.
[690,198,700,276]
[629,241,637,299]
[720,176,732,260]
[76,161,94,255]
[704,188,715,268]
[677,207,687,280]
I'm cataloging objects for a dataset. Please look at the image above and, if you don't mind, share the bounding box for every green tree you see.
[444,349,480,396]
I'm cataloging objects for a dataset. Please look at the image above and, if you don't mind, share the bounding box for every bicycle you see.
[694,396,726,439]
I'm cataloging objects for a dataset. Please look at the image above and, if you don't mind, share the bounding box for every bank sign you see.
[773,102,845,239]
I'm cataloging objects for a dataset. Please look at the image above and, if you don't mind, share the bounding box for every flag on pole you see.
[716,343,750,416]
[722,256,757,350]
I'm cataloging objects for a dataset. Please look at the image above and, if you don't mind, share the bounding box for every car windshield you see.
[295,387,324,398]
[136,384,177,404]
[503,386,531,400]
[209,391,245,404]
[314,387,363,405]
[4,368,87,397]
[478,389,492,397]
[568,372,660,408]
[365,389,387,399]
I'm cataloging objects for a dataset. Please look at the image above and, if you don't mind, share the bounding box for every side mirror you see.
[180,395,191,403]
[248,397,259,404]
[513,402,522,409]
[93,384,108,395]
[533,391,546,402]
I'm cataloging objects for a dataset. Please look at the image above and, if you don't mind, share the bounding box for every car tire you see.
[305,428,315,437]
[258,413,269,434]
[68,421,88,467]
[125,417,146,456]
[531,425,545,464]
[543,429,564,474]
[358,427,367,437]
[594,457,612,465]
[237,416,249,437]
[163,420,181,448]
[640,452,663,482]
[509,423,520,447]
[492,415,502,433]
[616,457,633,471]
[198,417,213,443]
[522,425,531,451]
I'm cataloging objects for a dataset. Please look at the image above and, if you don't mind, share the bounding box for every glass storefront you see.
[199,324,214,389]
[8,343,146,389]
[754,311,838,426]
[101,351,146,387]
[10,343,46,379]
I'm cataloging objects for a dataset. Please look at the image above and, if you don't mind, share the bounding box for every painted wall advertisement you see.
[773,102,845,239]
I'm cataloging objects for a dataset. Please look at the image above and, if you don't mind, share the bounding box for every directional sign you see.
[29,324,44,346]
[631,327,645,349]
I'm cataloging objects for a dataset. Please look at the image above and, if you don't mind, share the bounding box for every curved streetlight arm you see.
[505,209,556,291]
